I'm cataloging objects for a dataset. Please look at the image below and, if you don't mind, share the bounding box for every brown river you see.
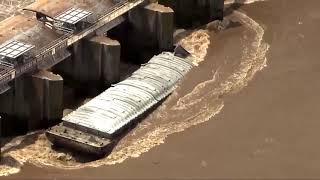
[2,0,320,179]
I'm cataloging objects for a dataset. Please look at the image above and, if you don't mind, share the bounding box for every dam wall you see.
[0,0,222,137]
[55,37,121,87]
[127,3,174,62]
[0,71,63,136]
[158,0,224,27]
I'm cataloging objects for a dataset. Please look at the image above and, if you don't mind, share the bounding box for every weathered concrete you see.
[56,36,120,87]
[27,71,63,130]
[159,0,224,27]
[85,37,103,84]
[0,71,63,136]
[72,40,88,83]
[128,3,174,61]
[209,0,224,20]
[13,76,28,134]
[148,4,174,51]
[95,16,125,36]
[55,40,98,85]
[0,88,15,136]
[100,37,121,85]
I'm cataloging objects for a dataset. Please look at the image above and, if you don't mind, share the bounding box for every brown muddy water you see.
[1,2,269,178]
[3,0,319,179]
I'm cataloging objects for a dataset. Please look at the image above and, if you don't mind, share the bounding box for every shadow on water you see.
[224,1,246,17]
[0,132,40,169]
[0,156,21,168]
[1,132,41,154]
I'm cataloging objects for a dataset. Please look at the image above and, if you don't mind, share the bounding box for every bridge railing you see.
[35,0,131,62]
[0,0,144,86]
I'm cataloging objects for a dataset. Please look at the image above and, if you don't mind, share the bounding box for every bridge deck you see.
[25,0,119,19]
[0,0,145,88]
[0,15,63,53]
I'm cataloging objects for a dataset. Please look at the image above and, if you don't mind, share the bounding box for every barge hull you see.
[47,52,194,155]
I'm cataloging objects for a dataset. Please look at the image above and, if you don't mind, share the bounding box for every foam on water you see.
[177,29,210,65]
[225,0,267,5]
[0,9,270,175]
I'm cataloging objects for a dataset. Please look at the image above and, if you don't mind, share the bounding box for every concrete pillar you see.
[59,36,120,87]
[13,76,28,134]
[84,36,121,86]
[210,0,224,21]
[0,71,63,135]
[147,4,174,51]
[32,71,63,128]
[0,116,2,158]
[53,42,88,86]
[0,77,30,135]
[100,37,121,85]
[56,41,95,85]
[158,0,224,27]
[0,88,15,136]
[26,70,63,130]
[0,88,13,117]
[84,37,103,84]
[72,40,88,83]
[128,3,174,60]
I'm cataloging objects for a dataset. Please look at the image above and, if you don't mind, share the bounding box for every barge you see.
[47,52,194,155]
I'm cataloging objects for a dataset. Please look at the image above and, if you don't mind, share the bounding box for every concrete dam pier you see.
[0,0,224,155]
[158,0,224,27]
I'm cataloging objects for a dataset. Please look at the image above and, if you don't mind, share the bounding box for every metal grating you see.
[55,7,92,24]
[0,40,34,59]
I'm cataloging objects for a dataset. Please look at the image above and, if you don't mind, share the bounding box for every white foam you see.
[225,0,267,5]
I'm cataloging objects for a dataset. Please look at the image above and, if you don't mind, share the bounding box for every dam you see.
[0,0,224,155]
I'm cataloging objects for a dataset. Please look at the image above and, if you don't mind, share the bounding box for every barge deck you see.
[47,52,194,155]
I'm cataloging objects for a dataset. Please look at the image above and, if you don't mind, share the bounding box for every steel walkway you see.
[0,0,145,88]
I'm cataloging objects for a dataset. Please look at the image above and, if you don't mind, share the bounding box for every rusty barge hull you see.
[47,52,194,155]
